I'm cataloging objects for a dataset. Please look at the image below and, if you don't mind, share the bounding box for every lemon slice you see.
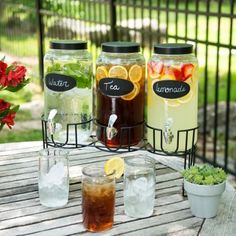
[149,72,161,80]
[108,65,128,80]
[160,74,175,80]
[164,99,181,107]
[129,64,142,82]
[96,66,108,81]
[178,90,193,104]
[121,83,140,101]
[104,156,124,179]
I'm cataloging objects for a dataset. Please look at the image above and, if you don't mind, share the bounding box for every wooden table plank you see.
[0,142,235,236]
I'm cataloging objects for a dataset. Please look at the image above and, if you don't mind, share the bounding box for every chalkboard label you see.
[153,80,190,99]
[45,73,76,92]
[99,78,134,97]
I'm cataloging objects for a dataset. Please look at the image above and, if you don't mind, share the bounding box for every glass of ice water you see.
[124,154,156,218]
[38,148,69,207]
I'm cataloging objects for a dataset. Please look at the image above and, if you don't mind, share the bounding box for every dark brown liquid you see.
[96,64,145,147]
[82,181,115,232]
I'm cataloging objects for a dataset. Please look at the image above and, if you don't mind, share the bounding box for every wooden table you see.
[0,141,235,236]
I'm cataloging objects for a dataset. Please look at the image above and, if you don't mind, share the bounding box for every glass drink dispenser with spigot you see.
[43,40,93,144]
[95,42,145,147]
[147,44,198,152]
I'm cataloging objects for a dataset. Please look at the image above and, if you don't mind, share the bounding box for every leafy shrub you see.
[182,165,226,185]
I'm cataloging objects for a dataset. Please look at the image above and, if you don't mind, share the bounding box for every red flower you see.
[0,99,11,112]
[1,112,16,129]
[0,61,7,87]
[6,65,27,87]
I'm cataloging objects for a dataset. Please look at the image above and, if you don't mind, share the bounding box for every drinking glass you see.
[124,154,156,217]
[82,164,116,232]
[38,148,69,207]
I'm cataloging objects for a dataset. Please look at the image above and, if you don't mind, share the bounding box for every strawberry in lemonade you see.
[147,44,198,153]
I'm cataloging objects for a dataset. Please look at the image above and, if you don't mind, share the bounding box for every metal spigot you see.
[106,114,118,140]
[47,109,58,135]
[163,118,174,144]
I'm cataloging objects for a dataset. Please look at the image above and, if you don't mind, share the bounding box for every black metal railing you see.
[0,0,235,175]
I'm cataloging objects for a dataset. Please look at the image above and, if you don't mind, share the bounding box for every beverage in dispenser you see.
[95,42,145,147]
[147,43,198,152]
[44,40,93,144]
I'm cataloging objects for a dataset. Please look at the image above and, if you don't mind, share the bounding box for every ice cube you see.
[41,162,66,188]
[132,177,147,194]
[146,175,156,189]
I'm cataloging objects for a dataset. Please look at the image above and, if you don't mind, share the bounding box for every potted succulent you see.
[182,164,227,218]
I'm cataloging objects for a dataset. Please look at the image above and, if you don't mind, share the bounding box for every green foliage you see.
[0,129,42,143]
[46,62,92,89]
[0,87,32,103]
[5,79,30,92]
[182,165,227,185]
[14,109,32,121]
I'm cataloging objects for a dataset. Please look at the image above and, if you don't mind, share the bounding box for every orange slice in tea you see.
[108,65,128,80]
[129,64,142,82]
[104,156,124,179]
[121,83,140,101]
[96,66,108,81]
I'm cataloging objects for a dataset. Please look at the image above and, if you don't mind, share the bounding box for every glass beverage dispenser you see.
[44,40,93,144]
[95,42,145,147]
[147,43,198,152]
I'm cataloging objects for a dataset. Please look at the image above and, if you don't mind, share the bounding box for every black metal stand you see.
[42,117,198,196]
[94,119,145,153]
[145,123,198,169]
[42,116,198,166]
[41,116,95,149]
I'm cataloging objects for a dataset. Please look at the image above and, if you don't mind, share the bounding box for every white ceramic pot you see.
[184,179,226,218]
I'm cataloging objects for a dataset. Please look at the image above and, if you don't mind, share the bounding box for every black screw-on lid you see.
[102,41,140,53]
[50,40,87,50]
[154,43,193,54]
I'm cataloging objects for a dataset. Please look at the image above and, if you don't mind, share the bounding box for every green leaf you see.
[46,62,92,89]
[182,164,226,185]
[11,105,20,113]
[6,64,16,74]
[5,79,30,92]
[46,63,61,73]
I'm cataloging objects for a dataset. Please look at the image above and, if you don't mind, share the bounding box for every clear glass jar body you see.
[147,53,198,152]
[38,149,69,207]
[96,51,145,147]
[124,155,156,218]
[82,164,115,232]
[44,48,93,144]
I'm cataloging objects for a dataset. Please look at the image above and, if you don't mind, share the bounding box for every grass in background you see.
[0,34,38,57]
[0,130,42,143]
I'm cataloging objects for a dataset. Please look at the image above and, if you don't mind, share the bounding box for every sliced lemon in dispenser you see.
[96,66,108,81]
[121,83,140,101]
[108,65,128,80]
[104,156,124,179]
[178,90,194,104]
[129,64,142,83]
[164,99,181,107]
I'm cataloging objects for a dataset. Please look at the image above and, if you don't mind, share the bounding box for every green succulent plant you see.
[182,165,226,185]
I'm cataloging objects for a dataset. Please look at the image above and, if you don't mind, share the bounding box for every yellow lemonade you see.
[147,59,198,153]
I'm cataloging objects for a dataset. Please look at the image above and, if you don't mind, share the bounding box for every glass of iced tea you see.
[82,164,116,232]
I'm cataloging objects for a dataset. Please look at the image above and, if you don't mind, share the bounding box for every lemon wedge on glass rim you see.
[104,156,125,179]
